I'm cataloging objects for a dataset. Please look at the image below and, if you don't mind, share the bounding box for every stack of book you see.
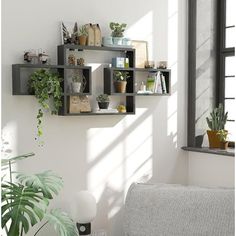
[146,71,167,94]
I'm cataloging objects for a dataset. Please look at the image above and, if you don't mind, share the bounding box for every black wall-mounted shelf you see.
[12,45,171,116]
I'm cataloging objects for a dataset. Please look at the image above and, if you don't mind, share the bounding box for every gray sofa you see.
[124,183,234,236]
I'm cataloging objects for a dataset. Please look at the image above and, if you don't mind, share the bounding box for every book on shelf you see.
[160,73,167,94]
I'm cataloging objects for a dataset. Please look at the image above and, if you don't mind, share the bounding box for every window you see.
[218,0,235,143]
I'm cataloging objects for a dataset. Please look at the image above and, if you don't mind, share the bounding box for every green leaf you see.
[17,170,63,199]
[1,182,47,236]
[1,152,35,167]
[45,209,79,236]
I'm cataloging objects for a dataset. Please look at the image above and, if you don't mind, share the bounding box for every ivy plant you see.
[28,69,63,140]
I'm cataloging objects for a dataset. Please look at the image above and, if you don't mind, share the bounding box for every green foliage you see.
[1,153,78,236]
[46,209,78,236]
[28,69,63,139]
[72,75,83,83]
[110,22,127,37]
[96,94,110,102]
[217,129,228,142]
[113,71,130,81]
[1,182,47,236]
[206,103,228,130]
[17,170,63,199]
[78,25,88,36]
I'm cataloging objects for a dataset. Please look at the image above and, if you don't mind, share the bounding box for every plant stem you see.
[9,160,12,183]
[34,221,49,236]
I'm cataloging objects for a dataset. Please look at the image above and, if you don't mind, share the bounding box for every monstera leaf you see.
[17,170,63,199]
[1,182,47,236]
[45,209,78,236]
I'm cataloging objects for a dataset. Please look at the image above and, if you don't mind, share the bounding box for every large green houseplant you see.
[28,69,63,141]
[1,153,78,236]
[206,103,228,148]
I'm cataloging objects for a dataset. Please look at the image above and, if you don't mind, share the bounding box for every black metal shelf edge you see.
[60,112,135,116]
[135,93,170,96]
[58,44,135,52]
[12,64,91,69]
[134,68,171,72]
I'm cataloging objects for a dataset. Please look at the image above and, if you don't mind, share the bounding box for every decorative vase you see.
[79,35,87,46]
[71,82,81,93]
[102,36,113,46]
[98,102,109,109]
[122,38,131,46]
[207,130,222,148]
[114,81,127,93]
[112,37,123,45]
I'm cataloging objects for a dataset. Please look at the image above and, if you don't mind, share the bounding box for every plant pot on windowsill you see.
[207,130,222,148]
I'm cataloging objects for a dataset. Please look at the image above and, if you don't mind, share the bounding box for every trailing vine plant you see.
[28,69,63,143]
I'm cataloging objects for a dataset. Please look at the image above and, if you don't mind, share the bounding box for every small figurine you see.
[77,58,85,66]
[38,52,49,64]
[68,54,76,65]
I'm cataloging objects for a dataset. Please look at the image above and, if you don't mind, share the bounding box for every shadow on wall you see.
[1,0,186,235]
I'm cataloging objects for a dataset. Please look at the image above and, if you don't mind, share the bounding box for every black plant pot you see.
[98,102,109,109]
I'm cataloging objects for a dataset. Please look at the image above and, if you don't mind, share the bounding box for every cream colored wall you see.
[1,0,188,235]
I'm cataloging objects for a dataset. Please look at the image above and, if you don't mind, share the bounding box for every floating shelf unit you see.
[12,45,171,116]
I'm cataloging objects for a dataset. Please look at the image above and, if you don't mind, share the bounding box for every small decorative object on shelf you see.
[117,104,126,113]
[69,96,81,113]
[92,24,102,46]
[86,23,95,46]
[102,36,113,46]
[157,61,168,69]
[217,129,229,150]
[96,94,110,109]
[68,54,76,65]
[61,21,78,44]
[78,25,88,46]
[144,60,155,68]
[206,103,228,148]
[140,81,146,92]
[110,22,127,45]
[113,71,130,93]
[77,58,85,66]
[38,49,49,64]
[112,57,125,68]
[24,49,49,64]
[71,74,85,93]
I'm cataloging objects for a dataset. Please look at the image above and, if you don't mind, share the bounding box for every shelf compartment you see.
[59,112,135,116]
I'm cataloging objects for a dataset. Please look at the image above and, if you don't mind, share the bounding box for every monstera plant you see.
[1,153,78,236]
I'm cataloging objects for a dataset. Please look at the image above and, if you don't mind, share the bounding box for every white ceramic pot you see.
[71,82,81,93]
[122,38,131,46]
[112,37,123,45]
[102,36,113,46]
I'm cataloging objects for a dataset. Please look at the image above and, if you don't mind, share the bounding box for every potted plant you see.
[217,129,229,149]
[1,153,78,236]
[96,94,110,109]
[78,25,88,45]
[71,75,83,93]
[206,103,228,148]
[109,22,127,45]
[113,71,130,93]
[28,69,63,140]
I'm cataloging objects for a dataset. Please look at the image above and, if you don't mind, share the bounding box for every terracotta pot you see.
[79,35,87,46]
[220,141,229,150]
[114,81,127,93]
[207,130,227,148]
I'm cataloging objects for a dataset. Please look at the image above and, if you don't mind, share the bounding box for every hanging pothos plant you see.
[28,69,63,141]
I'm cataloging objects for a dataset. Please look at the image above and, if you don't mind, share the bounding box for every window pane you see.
[225,121,235,141]
[225,99,236,120]
[225,56,235,76]
[226,0,235,27]
[225,77,236,98]
[226,27,235,48]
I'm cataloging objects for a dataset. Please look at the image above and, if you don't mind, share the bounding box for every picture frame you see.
[131,40,148,68]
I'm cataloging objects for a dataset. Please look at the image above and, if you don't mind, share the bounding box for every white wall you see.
[1,0,188,235]
[188,152,235,188]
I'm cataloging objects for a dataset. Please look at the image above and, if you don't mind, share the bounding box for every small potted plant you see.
[206,103,228,148]
[96,94,110,109]
[113,71,130,93]
[217,129,229,149]
[110,22,127,45]
[71,75,83,93]
[78,25,88,46]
